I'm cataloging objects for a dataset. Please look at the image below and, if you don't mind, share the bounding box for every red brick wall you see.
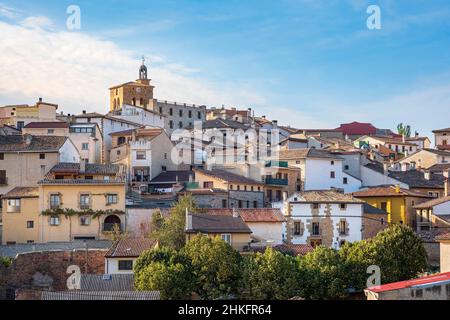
[3,249,106,291]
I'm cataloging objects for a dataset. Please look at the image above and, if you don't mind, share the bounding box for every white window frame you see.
[221,234,232,245]
[7,199,21,213]
[50,215,60,226]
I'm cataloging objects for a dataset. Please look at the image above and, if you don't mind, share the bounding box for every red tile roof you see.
[337,122,377,136]
[24,122,69,129]
[367,272,450,293]
[436,232,450,241]
[206,208,285,222]
[353,186,432,198]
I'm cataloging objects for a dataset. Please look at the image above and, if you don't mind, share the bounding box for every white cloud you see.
[0,15,268,116]
[0,3,19,19]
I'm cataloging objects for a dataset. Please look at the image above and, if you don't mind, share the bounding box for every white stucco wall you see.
[247,222,284,245]
[283,202,363,249]
[58,139,80,163]
[105,257,137,274]
[360,166,408,188]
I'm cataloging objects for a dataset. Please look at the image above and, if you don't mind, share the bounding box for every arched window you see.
[103,215,121,232]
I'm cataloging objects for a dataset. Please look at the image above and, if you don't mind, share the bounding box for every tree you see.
[297,246,349,300]
[134,247,194,300]
[0,256,12,268]
[183,234,242,299]
[397,123,411,137]
[239,248,300,300]
[151,195,198,250]
[370,224,428,284]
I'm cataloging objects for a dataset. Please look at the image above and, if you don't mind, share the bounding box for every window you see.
[238,200,243,208]
[79,194,90,209]
[237,185,240,191]
[330,171,336,179]
[294,221,302,236]
[169,120,173,129]
[344,165,349,170]
[179,110,183,117]
[380,202,388,211]
[50,215,60,226]
[169,108,173,116]
[50,194,61,209]
[118,260,133,271]
[39,153,45,160]
[136,151,146,160]
[312,203,319,209]
[80,216,91,226]
[339,220,347,235]
[47,129,54,134]
[27,240,34,244]
[188,110,192,118]
[221,234,232,245]
[222,199,227,208]
[253,201,258,208]
[179,121,183,128]
[107,194,118,205]
[0,153,3,160]
[339,203,347,210]
[246,200,250,208]
[312,222,320,236]
[7,199,20,213]
[27,221,34,229]
[331,161,335,165]
[82,143,89,150]
[198,111,201,119]
[343,177,348,184]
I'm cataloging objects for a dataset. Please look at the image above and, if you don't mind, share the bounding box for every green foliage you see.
[151,195,198,250]
[134,247,194,300]
[297,246,348,300]
[0,256,12,268]
[397,123,411,137]
[183,234,242,300]
[239,248,300,300]
[340,224,428,291]
[41,208,125,219]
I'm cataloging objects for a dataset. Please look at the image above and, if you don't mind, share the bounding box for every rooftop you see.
[187,118,251,130]
[279,148,341,160]
[2,187,39,199]
[41,290,160,300]
[291,190,365,203]
[414,196,450,209]
[388,170,445,189]
[336,122,377,136]
[150,170,194,183]
[80,274,134,291]
[23,122,69,129]
[187,213,252,234]
[0,135,67,152]
[105,238,157,258]
[194,168,264,185]
[48,162,121,175]
[353,186,432,198]
[367,272,450,293]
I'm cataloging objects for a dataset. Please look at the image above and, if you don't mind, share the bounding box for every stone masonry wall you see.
[2,249,106,291]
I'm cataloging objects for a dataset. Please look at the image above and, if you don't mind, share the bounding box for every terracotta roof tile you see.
[194,169,264,185]
[187,214,252,234]
[292,190,365,203]
[2,187,39,199]
[23,122,69,129]
[0,135,67,152]
[353,186,432,198]
[206,208,285,222]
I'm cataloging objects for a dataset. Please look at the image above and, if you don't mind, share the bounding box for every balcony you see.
[265,161,288,168]
[265,178,288,186]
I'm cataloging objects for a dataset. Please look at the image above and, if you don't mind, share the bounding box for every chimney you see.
[185,208,192,231]
[424,170,431,181]
[443,169,449,196]
[395,184,401,193]
[82,110,86,114]
[38,97,43,102]
[262,115,266,120]
[232,207,239,218]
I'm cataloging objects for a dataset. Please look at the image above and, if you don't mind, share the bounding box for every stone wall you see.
[229,190,264,208]
[423,242,440,267]
[1,249,106,292]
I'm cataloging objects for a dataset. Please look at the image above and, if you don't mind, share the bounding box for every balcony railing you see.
[265,178,288,186]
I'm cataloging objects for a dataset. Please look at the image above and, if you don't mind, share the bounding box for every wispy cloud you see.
[0,3,20,19]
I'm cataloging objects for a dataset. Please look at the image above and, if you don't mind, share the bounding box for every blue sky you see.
[1,0,450,138]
